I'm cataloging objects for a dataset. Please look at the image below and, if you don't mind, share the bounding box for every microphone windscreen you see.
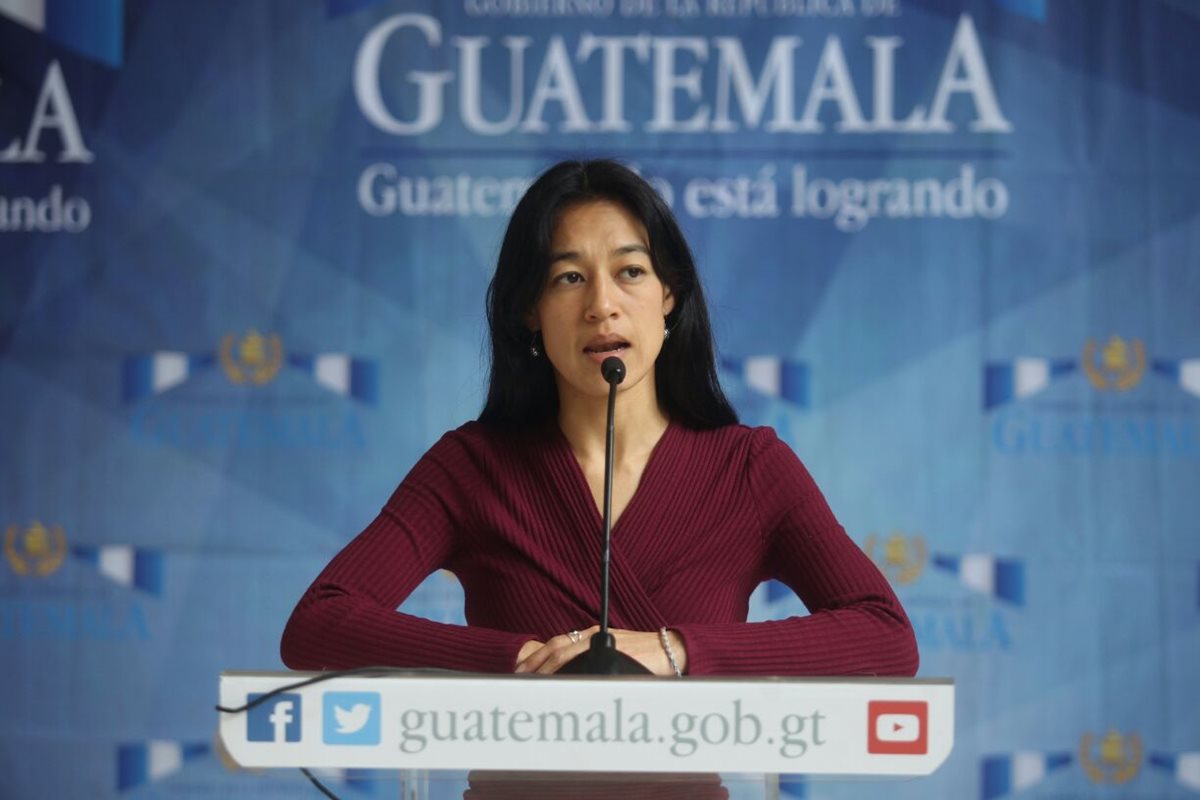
[601,357,626,384]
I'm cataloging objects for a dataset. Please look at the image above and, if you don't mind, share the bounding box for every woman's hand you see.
[516,639,544,666]
[513,626,688,676]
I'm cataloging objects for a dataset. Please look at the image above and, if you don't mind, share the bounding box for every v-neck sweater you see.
[281,421,918,676]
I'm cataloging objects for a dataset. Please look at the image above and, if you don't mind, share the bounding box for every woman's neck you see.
[556,378,670,468]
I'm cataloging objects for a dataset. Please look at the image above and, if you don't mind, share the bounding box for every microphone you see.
[558,356,650,675]
[601,356,625,384]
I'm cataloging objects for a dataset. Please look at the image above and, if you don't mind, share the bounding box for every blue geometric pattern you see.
[309,767,380,793]
[722,357,810,408]
[4,2,1199,797]
[981,752,1072,799]
[121,351,379,404]
[780,774,807,798]
[983,360,1076,410]
[1148,752,1200,792]
[116,741,208,792]
[325,0,383,17]
[0,0,124,66]
[122,353,215,404]
[764,579,793,605]
[1151,358,1200,399]
[287,354,380,406]
[992,0,1047,22]
[931,554,1025,606]
[72,545,164,596]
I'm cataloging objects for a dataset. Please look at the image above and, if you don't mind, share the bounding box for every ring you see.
[568,630,581,644]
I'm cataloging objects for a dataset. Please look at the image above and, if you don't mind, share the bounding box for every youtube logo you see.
[867,701,928,755]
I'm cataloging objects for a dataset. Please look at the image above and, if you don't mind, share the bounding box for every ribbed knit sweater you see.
[280,421,918,677]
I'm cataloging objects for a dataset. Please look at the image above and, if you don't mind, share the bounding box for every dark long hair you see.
[479,159,738,430]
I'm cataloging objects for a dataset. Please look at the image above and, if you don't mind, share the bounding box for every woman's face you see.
[527,200,675,406]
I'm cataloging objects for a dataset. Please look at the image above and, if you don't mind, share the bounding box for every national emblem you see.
[864,532,926,585]
[219,330,284,385]
[3,521,68,577]
[1082,335,1146,392]
[1080,728,1142,785]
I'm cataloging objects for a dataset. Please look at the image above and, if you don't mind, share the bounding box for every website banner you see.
[219,671,953,774]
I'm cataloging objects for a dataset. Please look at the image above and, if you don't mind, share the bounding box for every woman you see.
[280,159,917,679]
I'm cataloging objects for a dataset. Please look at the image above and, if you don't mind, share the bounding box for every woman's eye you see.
[553,272,583,285]
[621,266,646,279]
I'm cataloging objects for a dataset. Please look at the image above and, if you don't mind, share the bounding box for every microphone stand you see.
[558,356,650,676]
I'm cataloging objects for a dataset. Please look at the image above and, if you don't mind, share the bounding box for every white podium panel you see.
[219,671,953,776]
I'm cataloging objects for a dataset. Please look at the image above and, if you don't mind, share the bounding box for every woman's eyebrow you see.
[548,250,580,266]
[549,243,649,264]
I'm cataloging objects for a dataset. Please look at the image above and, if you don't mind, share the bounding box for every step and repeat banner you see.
[2,0,1198,797]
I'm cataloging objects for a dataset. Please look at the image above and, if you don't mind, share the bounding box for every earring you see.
[663,325,671,341]
[529,331,541,358]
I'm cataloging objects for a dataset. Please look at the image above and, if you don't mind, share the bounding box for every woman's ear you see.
[662,289,676,317]
[524,310,540,332]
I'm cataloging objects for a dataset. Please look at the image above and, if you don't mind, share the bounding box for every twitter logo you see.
[322,691,381,745]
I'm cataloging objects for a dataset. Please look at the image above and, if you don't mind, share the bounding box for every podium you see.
[218,670,953,797]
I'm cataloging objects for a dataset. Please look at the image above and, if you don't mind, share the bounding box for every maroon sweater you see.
[281,421,918,676]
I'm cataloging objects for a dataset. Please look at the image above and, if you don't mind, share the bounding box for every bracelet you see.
[658,627,682,677]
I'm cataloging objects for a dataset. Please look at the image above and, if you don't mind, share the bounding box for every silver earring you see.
[663,325,671,340]
[530,331,541,358]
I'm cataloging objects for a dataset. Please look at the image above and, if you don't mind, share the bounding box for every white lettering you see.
[648,37,710,132]
[577,34,651,132]
[712,37,801,132]
[521,36,592,132]
[357,166,534,217]
[790,163,1009,231]
[353,14,1011,136]
[796,36,867,133]
[864,36,922,131]
[0,62,93,163]
[354,14,452,136]
[683,165,778,218]
[924,15,1012,133]
[0,185,91,233]
[456,35,532,135]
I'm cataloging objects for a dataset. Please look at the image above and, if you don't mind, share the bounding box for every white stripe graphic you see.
[1178,753,1200,790]
[959,554,996,595]
[1011,751,1048,791]
[1179,361,1200,398]
[315,354,350,395]
[1014,358,1050,398]
[98,546,134,587]
[147,741,184,781]
[0,0,46,31]
[744,357,781,397]
[312,768,350,782]
[153,353,189,393]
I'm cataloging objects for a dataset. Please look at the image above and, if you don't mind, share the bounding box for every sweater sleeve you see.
[279,432,538,673]
[672,427,919,677]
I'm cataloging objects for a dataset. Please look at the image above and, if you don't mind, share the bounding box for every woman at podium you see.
[281,159,917,680]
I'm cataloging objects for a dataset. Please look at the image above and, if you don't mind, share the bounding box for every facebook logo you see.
[323,692,381,745]
[247,693,302,743]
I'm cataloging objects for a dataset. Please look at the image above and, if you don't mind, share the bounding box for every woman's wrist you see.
[659,627,687,676]
[515,638,542,670]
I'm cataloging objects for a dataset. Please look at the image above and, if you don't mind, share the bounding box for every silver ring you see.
[568,630,581,644]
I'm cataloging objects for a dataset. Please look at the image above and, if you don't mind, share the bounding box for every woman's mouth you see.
[583,338,631,361]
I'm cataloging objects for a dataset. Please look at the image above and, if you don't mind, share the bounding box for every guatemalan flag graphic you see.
[0,0,123,66]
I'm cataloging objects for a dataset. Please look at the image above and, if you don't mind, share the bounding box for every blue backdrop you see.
[2,0,1198,797]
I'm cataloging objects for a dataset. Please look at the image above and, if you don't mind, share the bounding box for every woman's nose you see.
[584,275,618,320]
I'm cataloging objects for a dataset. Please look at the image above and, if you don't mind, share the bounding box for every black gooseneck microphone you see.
[558,356,650,675]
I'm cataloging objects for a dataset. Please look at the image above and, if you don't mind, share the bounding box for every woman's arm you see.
[672,428,919,677]
[280,435,538,673]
